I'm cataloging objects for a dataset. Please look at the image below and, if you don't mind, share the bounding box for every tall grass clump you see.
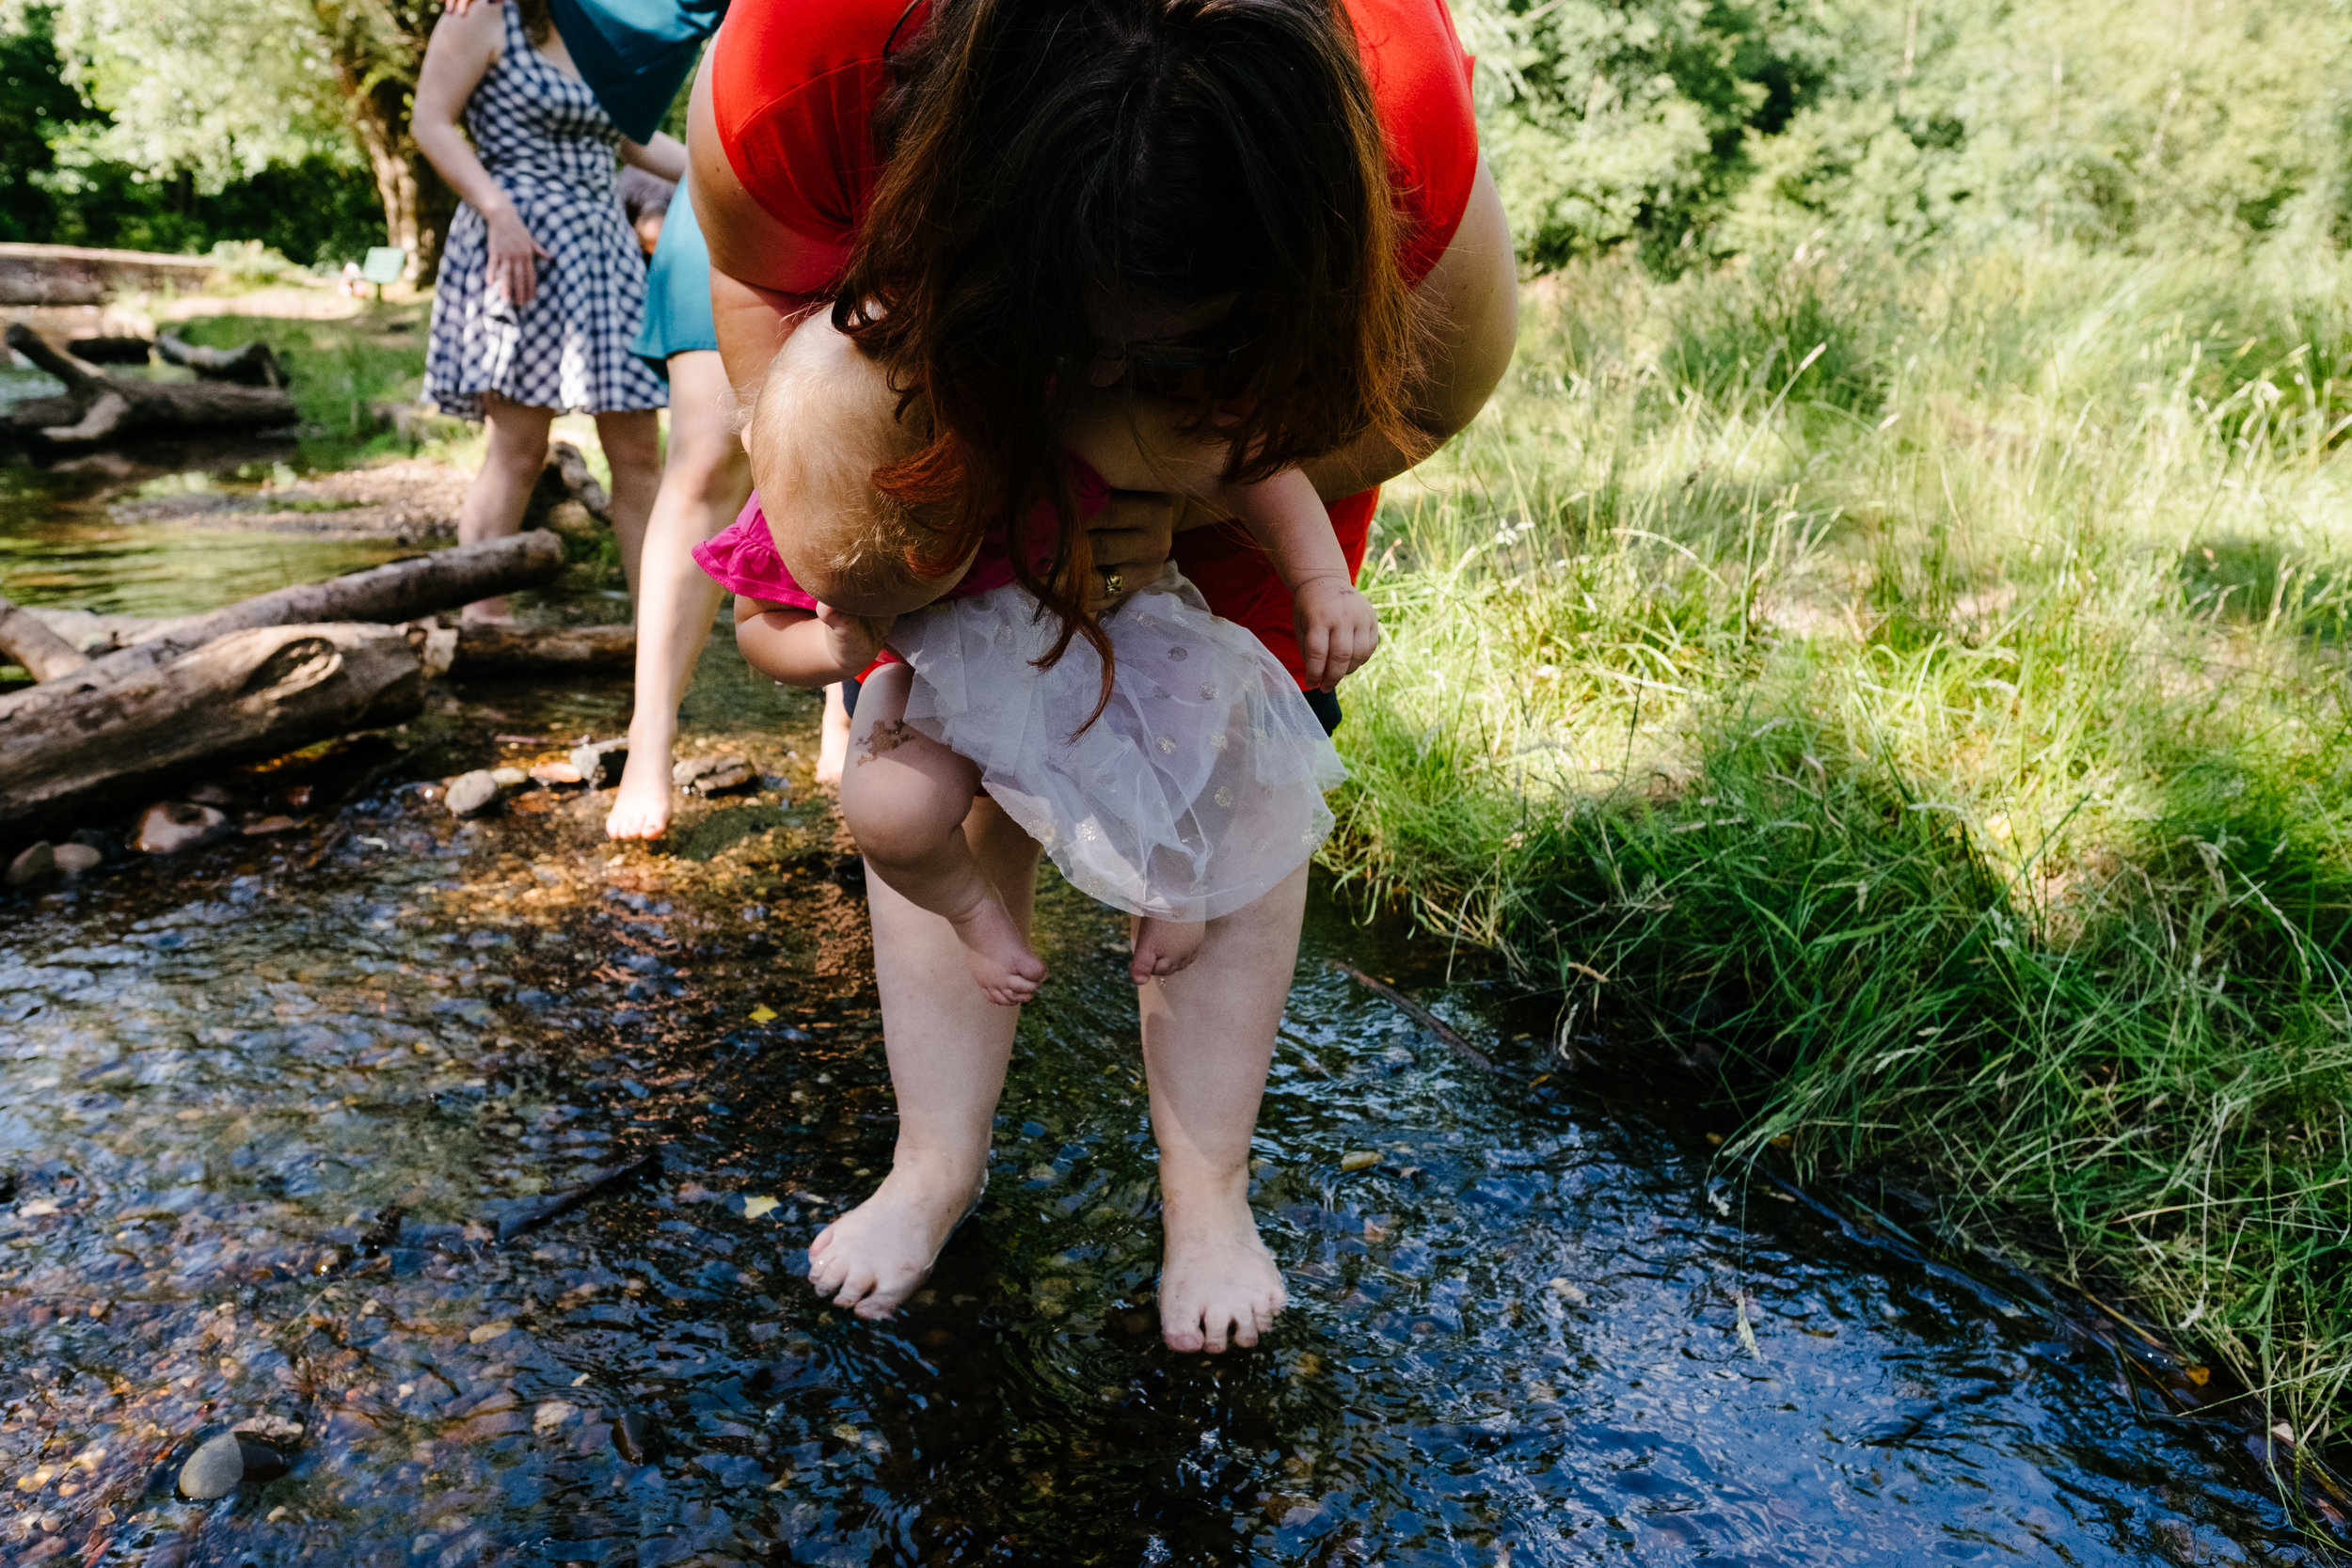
[1332,245,2352,1457]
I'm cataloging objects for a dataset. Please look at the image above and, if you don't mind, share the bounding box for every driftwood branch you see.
[453,622,633,673]
[3,324,295,446]
[156,333,288,388]
[0,594,88,682]
[0,624,425,833]
[0,531,565,725]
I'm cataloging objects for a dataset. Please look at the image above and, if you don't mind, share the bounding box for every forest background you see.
[7,0,2352,1484]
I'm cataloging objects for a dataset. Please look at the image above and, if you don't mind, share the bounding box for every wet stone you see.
[135,801,231,855]
[446,771,501,818]
[178,1432,245,1498]
[569,737,628,787]
[7,840,58,887]
[52,841,102,877]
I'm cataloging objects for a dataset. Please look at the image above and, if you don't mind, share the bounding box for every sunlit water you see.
[0,455,2330,1565]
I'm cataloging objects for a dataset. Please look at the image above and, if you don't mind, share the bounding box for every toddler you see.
[696,317,1376,1003]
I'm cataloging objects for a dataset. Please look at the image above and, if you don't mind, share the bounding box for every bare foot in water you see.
[951,890,1047,1006]
[807,1162,986,1318]
[603,746,674,839]
[1130,916,1205,986]
[1158,1181,1286,1353]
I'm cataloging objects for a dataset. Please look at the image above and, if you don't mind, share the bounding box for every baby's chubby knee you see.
[836,741,964,864]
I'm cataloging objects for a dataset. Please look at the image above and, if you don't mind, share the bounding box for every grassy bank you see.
[1338,245,2352,1458]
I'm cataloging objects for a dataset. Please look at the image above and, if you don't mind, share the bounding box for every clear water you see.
[0,455,2330,1566]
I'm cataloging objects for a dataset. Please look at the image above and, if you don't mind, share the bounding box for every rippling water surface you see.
[0,456,2330,1566]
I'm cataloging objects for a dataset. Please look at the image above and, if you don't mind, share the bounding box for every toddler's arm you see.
[1065,397,1378,689]
[733,597,894,688]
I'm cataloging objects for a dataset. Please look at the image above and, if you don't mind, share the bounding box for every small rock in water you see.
[135,801,231,855]
[445,771,501,818]
[674,754,756,795]
[240,815,302,835]
[570,738,628,788]
[52,842,103,878]
[232,1413,306,1445]
[612,1411,656,1464]
[234,1439,291,1483]
[6,841,56,888]
[1339,1150,1380,1172]
[530,759,583,785]
[178,1432,245,1498]
[489,766,529,788]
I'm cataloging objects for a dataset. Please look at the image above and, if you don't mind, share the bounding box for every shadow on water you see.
[0,451,2335,1565]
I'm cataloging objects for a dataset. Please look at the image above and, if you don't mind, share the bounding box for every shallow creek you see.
[0,448,2332,1565]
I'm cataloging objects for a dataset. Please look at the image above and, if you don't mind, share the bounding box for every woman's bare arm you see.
[620,131,689,183]
[1308,161,1518,505]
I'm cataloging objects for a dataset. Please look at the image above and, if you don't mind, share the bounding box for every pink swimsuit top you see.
[692,460,1109,609]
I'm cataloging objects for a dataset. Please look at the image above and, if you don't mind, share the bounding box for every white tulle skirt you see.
[887,563,1345,923]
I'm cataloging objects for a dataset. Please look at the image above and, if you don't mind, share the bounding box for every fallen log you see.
[0,531,564,725]
[0,624,425,834]
[3,323,295,446]
[156,333,289,389]
[0,594,88,682]
[453,621,634,673]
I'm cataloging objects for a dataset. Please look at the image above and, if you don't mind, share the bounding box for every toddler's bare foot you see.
[1159,1180,1286,1354]
[1130,916,1205,986]
[604,748,674,839]
[807,1162,985,1319]
[950,892,1046,1006]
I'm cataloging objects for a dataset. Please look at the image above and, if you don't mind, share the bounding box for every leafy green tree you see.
[19,0,453,275]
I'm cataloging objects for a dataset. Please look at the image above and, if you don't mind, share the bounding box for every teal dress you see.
[631,178,717,373]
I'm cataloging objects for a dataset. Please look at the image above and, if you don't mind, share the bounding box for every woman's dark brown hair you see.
[834,0,1415,694]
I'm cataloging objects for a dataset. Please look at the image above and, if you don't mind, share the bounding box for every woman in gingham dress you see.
[414,0,682,619]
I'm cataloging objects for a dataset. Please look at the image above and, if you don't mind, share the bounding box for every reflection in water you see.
[0,449,412,619]
[0,673,2323,1568]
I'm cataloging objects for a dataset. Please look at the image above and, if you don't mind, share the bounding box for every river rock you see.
[570,738,628,788]
[235,1438,290,1483]
[489,766,528,787]
[232,1412,306,1445]
[6,841,56,888]
[674,754,755,796]
[135,801,231,855]
[52,842,102,877]
[445,770,501,818]
[178,1432,245,1498]
[612,1410,656,1464]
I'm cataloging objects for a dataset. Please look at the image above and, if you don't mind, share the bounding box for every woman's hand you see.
[485,204,550,306]
[1087,490,1181,610]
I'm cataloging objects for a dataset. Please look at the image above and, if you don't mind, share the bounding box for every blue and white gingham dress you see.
[423,1,666,420]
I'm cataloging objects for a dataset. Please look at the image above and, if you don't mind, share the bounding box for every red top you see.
[710,0,1479,295]
[708,0,1479,682]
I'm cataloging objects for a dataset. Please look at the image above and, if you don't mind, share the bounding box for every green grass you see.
[1334,244,2352,1463]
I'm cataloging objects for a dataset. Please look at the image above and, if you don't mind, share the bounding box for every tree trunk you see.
[2,325,296,446]
[0,624,426,836]
[0,595,88,683]
[0,531,565,726]
[314,0,453,282]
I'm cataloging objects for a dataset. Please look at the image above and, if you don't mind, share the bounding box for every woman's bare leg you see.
[457,392,555,622]
[815,681,852,786]
[1139,863,1307,1353]
[595,407,663,598]
[808,787,1043,1318]
[609,353,752,839]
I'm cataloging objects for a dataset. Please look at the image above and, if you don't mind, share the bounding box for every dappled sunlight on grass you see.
[1330,245,2352,1452]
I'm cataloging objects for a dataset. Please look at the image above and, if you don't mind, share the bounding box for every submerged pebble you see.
[177,1433,244,1499]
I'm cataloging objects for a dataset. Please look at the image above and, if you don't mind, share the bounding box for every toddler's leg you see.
[1130,916,1206,986]
[839,665,1046,1006]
